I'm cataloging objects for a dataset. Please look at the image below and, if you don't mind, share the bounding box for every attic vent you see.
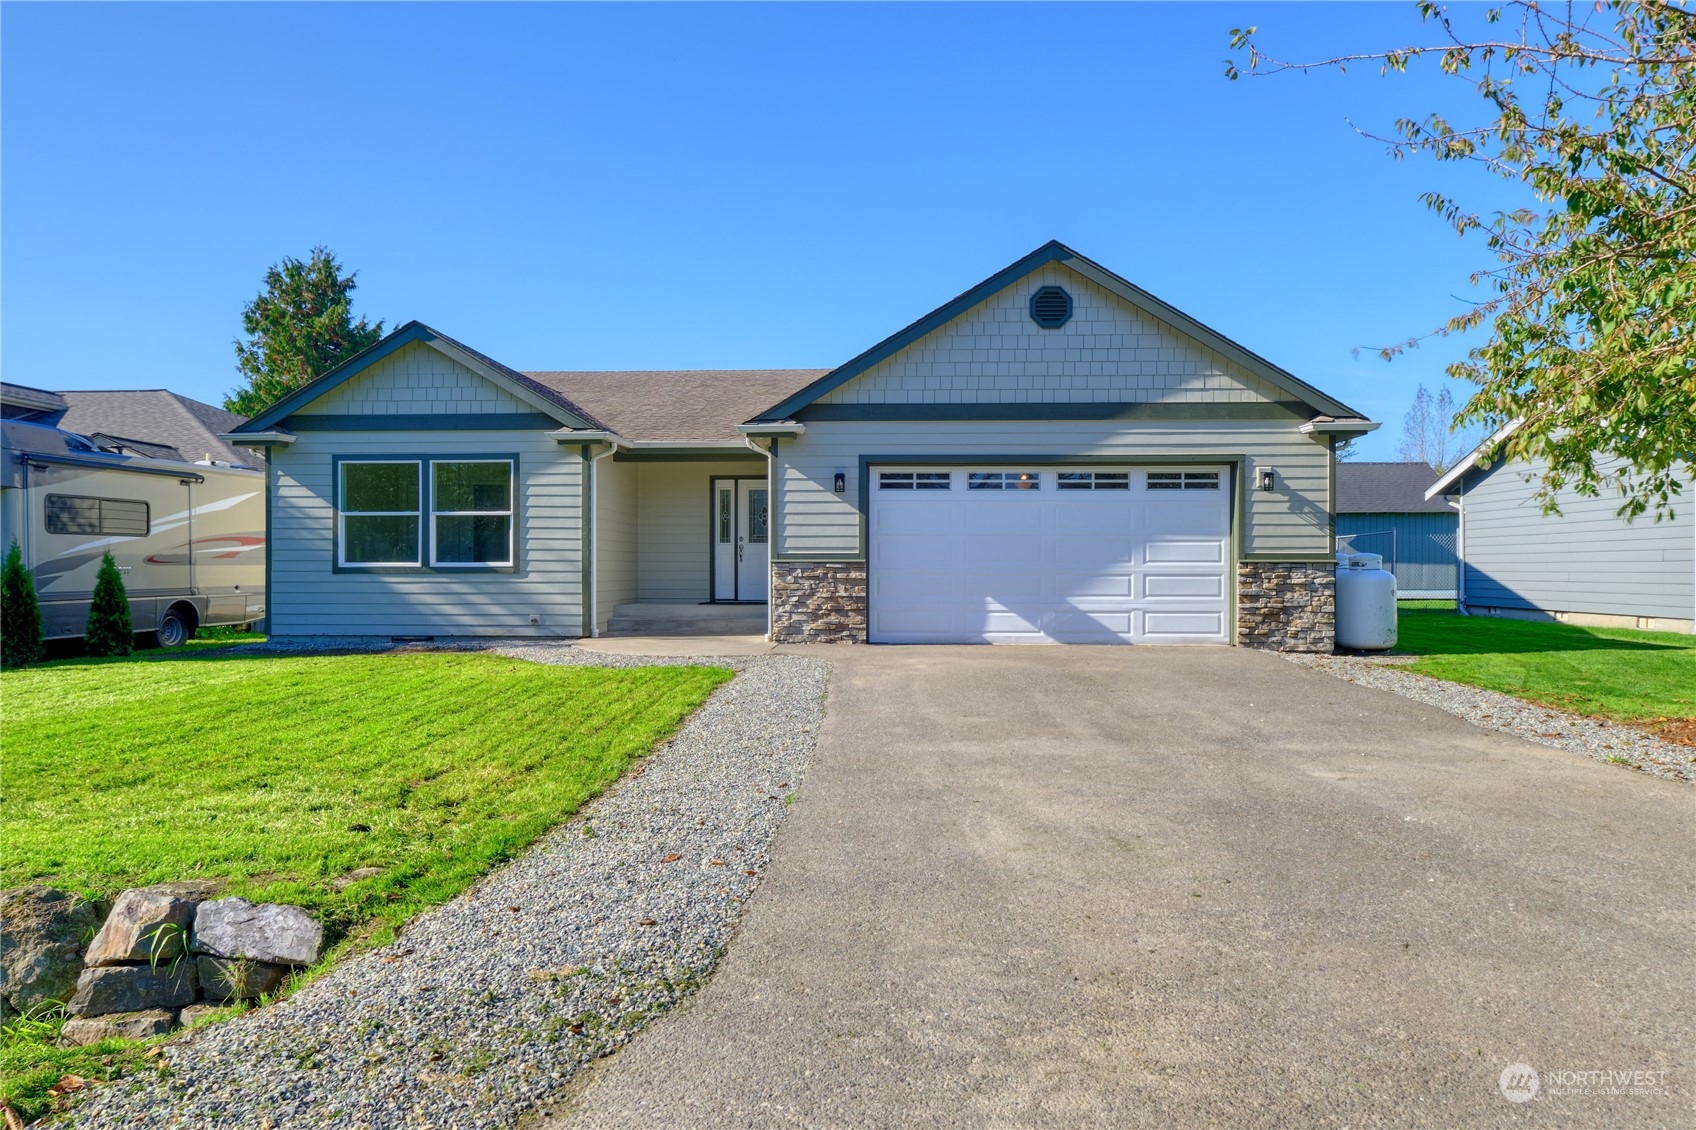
[1029,286,1072,329]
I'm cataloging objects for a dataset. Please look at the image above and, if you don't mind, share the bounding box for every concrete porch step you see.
[606,602,767,637]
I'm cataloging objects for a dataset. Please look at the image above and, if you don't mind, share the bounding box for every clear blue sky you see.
[3,2,1522,458]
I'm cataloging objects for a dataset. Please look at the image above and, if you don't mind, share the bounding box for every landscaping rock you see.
[0,886,102,1015]
[58,1008,177,1046]
[179,1002,230,1027]
[67,961,198,1016]
[192,898,321,966]
[84,882,214,967]
[196,955,290,1002]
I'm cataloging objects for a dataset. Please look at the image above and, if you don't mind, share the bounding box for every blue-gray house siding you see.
[1336,511,1457,598]
[1456,457,1694,628]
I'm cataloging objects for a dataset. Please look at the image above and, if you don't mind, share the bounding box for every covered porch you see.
[588,445,773,637]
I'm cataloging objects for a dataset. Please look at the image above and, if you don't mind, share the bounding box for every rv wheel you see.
[157,607,192,648]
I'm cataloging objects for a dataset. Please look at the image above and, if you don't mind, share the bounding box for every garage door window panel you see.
[1147,471,1220,491]
[968,471,1041,491]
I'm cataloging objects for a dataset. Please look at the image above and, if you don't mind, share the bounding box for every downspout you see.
[1448,480,1467,614]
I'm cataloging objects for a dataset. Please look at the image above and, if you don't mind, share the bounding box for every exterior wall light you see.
[1257,467,1276,492]
[834,472,846,494]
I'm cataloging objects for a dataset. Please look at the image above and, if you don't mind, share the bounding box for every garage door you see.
[868,466,1231,644]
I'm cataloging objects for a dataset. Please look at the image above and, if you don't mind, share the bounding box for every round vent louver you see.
[1029,285,1072,328]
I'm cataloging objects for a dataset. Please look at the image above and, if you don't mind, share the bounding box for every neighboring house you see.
[0,383,258,467]
[226,241,1377,648]
[1335,461,1458,599]
[1426,434,1694,633]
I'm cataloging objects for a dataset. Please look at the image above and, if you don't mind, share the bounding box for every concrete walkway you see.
[536,646,1692,1129]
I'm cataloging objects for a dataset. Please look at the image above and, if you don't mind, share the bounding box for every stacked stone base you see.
[1237,562,1335,652]
[770,562,867,643]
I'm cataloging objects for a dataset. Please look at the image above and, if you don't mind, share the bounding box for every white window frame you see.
[429,459,516,568]
[337,460,423,568]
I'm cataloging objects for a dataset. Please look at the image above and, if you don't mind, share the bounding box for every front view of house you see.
[226,242,1376,649]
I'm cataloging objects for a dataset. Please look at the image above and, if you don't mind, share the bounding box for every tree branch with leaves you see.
[1230,0,1695,518]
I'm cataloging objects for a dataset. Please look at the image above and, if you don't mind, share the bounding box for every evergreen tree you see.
[226,246,385,417]
[1,539,45,667]
[84,552,133,657]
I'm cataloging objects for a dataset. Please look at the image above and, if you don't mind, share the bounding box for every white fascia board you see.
[737,422,806,438]
[1425,420,1522,499]
[1300,418,1380,435]
[551,428,624,450]
[218,429,295,446]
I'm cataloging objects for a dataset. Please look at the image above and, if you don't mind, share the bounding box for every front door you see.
[711,478,769,601]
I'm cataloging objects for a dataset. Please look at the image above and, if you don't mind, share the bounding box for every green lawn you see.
[0,648,731,1119]
[1395,603,1696,723]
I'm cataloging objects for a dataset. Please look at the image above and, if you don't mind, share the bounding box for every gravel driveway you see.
[67,646,827,1129]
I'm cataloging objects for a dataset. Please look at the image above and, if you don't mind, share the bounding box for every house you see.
[1425,433,1694,633]
[0,383,257,467]
[225,241,1377,647]
[1335,461,1458,599]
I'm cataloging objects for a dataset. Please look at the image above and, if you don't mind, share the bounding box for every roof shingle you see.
[57,391,258,467]
[524,370,829,443]
[1336,461,1452,513]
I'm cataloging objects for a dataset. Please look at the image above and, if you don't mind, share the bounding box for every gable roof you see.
[1424,422,1522,499]
[1336,462,1453,514]
[748,240,1366,423]
[56,390,257,467]
[230,321,606,435]
[526,370,828,443]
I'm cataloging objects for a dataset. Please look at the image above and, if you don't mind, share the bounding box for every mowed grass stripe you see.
[1,651,732,946]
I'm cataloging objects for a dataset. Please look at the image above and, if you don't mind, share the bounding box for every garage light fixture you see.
[1257,468,1276,491]
[834,472,846,493]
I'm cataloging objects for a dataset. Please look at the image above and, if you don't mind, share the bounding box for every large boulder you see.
[84,882,214,967]
[67,961,197,1016]
[196,955,290,1002]
[0,886,102,1015]
[58,1008,177,1046]
[192,899,321,966]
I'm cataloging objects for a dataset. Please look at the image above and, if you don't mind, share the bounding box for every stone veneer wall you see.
[1237,563,1335,652]
[770,562,867,643]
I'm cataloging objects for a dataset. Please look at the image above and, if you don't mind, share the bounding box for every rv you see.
[1,419,266,646]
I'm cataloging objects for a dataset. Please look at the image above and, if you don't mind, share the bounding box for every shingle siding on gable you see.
[817,265,1294,407]
[295,341,535,416]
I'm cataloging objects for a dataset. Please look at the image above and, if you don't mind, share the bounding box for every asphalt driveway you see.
[538,646,1692,1129]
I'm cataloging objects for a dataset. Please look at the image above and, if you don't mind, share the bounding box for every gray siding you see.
[270,430,585,637]
[594,455,638,632]
[635,460,766,600]
[1337,512,1458,597]
[1461,458,1694,621]
[777,421,1331,559]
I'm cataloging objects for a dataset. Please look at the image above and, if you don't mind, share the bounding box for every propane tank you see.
[1335,551,1398,650]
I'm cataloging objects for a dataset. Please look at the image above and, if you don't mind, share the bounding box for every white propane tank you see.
[1335,551,1398,650]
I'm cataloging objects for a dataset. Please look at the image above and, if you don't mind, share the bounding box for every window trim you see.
[43,493,150,538]
[332,454,521,574]
[428,458,516,569]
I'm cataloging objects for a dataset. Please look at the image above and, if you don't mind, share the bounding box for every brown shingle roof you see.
[57,391,258,467]
[523,370,829,443]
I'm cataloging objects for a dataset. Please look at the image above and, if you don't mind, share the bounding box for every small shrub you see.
[83,552,133,657]
[1,539,45,667]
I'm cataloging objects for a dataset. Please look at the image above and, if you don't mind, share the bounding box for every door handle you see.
[737,535,744,562]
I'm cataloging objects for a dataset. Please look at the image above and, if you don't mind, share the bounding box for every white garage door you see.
[868,466,1231,644]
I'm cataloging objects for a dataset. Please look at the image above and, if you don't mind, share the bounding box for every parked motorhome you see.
[1,419,266,645]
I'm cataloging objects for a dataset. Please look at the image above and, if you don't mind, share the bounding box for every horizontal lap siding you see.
[1463,460,1694,619]
[777,421,1330,559]
[636,461,766,601]
[270,431,585,636]
[1337,512,1458,595]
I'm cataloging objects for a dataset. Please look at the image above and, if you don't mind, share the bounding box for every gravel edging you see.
[68,644,829,1129]
[1285,652,1694,785]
